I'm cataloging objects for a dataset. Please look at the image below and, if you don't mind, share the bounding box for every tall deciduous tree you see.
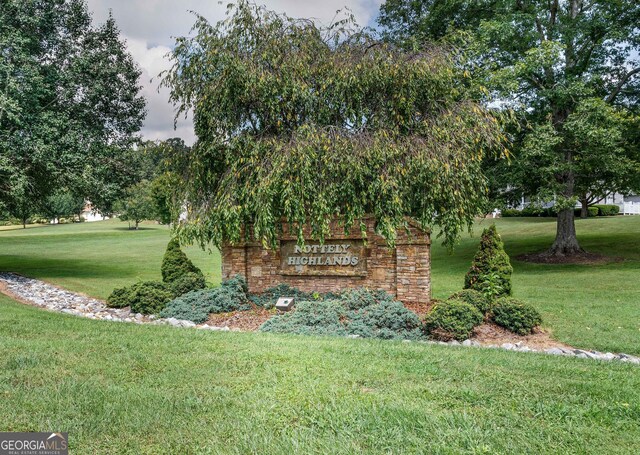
[0,0,146,216]
[379,0,640,257]
[162,1,507,249]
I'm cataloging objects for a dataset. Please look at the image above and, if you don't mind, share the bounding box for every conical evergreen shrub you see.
[161,238,205,284]
[464,224,512,298]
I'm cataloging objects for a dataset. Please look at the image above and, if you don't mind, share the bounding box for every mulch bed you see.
[471,322,572,350]
[403,300,436,317]
[517,251,623,265]
[207,304,275,331]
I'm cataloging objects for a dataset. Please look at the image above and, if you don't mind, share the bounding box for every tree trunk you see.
[135,220,139,230]
[580,196,588,218]
[547,208,583,256]
[546,107,584,256]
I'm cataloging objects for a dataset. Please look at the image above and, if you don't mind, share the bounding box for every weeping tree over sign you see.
[162,1,507,249]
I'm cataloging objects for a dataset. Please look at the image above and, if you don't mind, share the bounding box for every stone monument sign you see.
[221,217,431,303]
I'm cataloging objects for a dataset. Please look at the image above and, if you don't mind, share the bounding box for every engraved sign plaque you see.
[280,240,367,276]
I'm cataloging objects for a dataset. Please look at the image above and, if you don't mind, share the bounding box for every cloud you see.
[86,0,383,144]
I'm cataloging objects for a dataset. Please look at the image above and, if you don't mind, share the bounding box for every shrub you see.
[161,238,204,283]
[521,205,544,217]
[169,272,206,297]
[447,289,491,315]
[423,300,483,341]
[129,281,174,315]
[593,204,620,216]
[339,287,397,310]
[106,286,133,308]
[491,298,542,335]
[500,209,521,217]
[347,301,423,340]
[464,224,512,298]
[249,283,315,309]
[160,275,250,323]
[260,288,423,340]
[260,300,347,337]
[574,207,599,217]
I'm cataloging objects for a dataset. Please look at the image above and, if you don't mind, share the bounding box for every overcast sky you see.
[85,0,383,145]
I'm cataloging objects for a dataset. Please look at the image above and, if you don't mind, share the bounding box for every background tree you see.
[162,1,507,250]
[43,191,86,223]
[0,0,146,219]
[379,0,640,257]
[135,138,190,225]
[116,180,157,230]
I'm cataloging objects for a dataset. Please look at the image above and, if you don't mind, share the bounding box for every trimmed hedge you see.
[423,300,483,341]
[447,289,491,315]
[464,224,513,298]
[491,297,542,335]
[593,204,620,216]
[500,209,522,217]
[574,207,599,217]
[161,239,204,284]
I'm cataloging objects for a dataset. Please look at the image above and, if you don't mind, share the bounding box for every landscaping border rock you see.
[0,272,638,365]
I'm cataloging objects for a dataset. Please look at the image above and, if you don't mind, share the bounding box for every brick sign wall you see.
[221,218,431,303]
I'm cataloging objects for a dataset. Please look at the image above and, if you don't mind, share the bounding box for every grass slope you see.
[0,220,220,299]
[1,296,639,454]
[0,216,638,353]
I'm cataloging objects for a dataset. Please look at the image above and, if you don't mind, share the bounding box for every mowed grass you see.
[1,296,639,454]
[0,216,638,353]
[0,219,220,299]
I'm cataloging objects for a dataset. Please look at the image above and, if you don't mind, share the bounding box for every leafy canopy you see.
[162,1,507,249]
[0,0,146,217]
[379,0,640,255]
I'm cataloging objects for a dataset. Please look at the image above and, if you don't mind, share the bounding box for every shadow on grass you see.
[0,256,136,280]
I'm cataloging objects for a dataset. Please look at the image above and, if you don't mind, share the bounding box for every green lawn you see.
[1,296,639,454]
[0,219,220,299]
[1,216,638,353]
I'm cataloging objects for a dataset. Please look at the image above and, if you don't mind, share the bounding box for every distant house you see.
[513,193,640,215]
[599,193,640,215]
[80,201,109,222]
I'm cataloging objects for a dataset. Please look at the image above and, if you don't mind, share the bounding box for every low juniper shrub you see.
[423,300,483,342]
[160,275,250,323]
[447,289,491,315]
[248,283,315,309]
[347,300,423,340]
[491,298,542,335]
[106,286,133,308]
[339,287,396,310]
[161,238,204,284]
[259,300,347,337]
[128,281,174,315]
[169,272,206,297]
[259,288,423,340]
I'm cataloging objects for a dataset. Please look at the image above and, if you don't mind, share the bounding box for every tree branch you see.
[606,67,640,104]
